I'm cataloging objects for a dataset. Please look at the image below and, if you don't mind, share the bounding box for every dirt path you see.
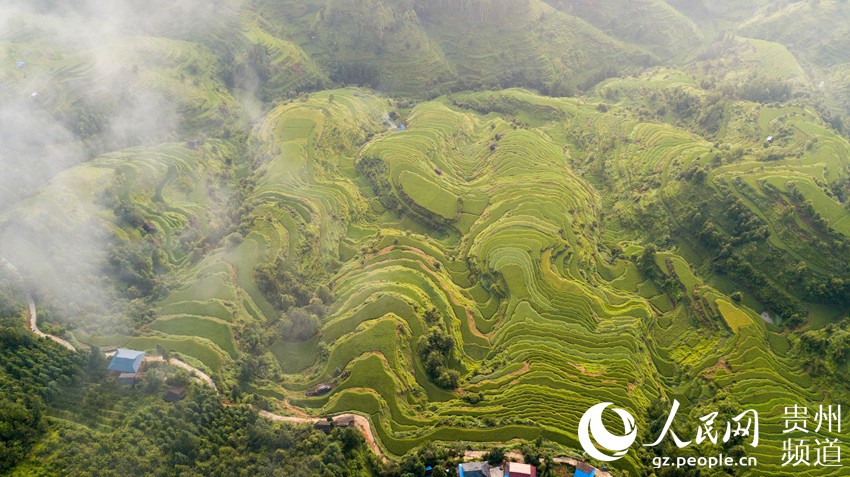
[25,290,76,351]
[260,409,383,458]
[2,257,76,351]
[3,256,213,386]
[144,355,217,390]
[11,274,601,472]
[100,350,217,390]
[6,256,384,459]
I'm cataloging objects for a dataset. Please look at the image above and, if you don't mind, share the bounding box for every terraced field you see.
[295,90,843,475]
[4,82,848,474]
[0,140,240,366]
[4,2,850,475]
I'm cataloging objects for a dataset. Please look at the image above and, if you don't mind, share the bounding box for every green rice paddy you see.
[22,86,838,474]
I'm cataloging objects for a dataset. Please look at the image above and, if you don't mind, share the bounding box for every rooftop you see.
[574,462,596,477]
[108,349,146,374]
[506,462,536,477]
[459,461,490,477]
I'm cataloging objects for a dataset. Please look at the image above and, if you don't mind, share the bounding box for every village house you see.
[458,461,491,477]
[163,386,187,403]
[333,415,356,428]
[505,462,536,477]
[573,462,596,477]
[107,349,146,385]
[314,419,334,434]
[306,383,333,396]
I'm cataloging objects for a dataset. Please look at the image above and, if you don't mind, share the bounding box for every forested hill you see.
[2,1,850,476]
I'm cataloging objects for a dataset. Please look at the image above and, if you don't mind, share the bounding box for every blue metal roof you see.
[108,349,145,373]
[574,467,596,477]
[458,462,489,477]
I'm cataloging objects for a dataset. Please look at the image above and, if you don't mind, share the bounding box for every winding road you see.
[5,255,383,456]
[2,257,75,351]
[9,268,611,468]
[7,257,610,469]
[102,352,218,391]
[7,259,608,468]
[25,289,76,351]
[260,410,383,457]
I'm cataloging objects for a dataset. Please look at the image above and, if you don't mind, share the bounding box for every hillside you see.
[544,0,703,60]
[2,1,850,477]
[254,0,655,96]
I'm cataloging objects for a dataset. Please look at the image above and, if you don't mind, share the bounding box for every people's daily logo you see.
[578,402,638,462]
[578,400,844,470]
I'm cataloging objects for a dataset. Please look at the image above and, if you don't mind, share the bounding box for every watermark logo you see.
[578,402,638,462]
[578,400,845,470]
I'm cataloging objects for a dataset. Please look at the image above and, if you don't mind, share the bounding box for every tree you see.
[637,244,659,280]
[322,442,344,466]
[283,307,320,341]
[156,344,171,360]
[0,397,43,472]
[419,327,458,389]
[485,447,505,465]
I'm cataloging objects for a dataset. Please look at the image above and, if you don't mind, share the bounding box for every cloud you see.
[0,0,243,333]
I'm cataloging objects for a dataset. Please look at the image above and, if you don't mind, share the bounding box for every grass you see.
[125,335,225,373]
[716,299,754,333]
[397,171,459,221]
[150,315,237,358]
[272,336,320,375]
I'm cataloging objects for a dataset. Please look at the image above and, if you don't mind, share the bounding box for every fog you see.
[2,0,840,337]
[0,0,243,333]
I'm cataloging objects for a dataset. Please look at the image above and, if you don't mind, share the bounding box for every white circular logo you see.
[578,402,638,462]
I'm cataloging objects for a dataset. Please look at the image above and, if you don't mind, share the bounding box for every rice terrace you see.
[2,1,850,476]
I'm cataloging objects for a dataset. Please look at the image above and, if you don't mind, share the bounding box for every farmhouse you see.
[573,462,596,477]
[108,349,145,373]
[506,462,536,477]
[108,349,145,385]
[306,383,333,396]
[163,386,187,403]
[314,420,334,434]
[334,415,356,428]
[458,461,490,477]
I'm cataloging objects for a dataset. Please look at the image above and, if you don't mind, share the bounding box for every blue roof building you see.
[573,462,596,477]
[458,462,490,477]
[108,349,146,374]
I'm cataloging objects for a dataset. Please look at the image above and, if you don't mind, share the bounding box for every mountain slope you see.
[544,0,703,60]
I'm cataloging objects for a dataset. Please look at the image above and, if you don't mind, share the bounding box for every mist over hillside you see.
[2,1,850,476]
